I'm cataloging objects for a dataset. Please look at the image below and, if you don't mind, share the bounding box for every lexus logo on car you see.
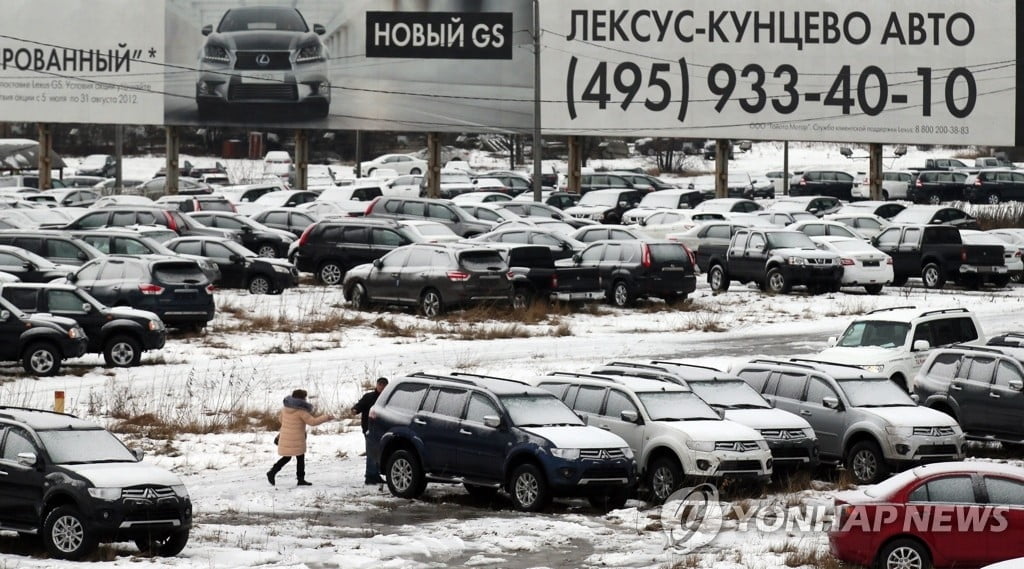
[256,53,271,67]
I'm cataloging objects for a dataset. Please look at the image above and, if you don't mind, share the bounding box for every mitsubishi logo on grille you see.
[143,488,158,499]
[778,430,791,440]
[597,449,611,459]
[256,53,271,67]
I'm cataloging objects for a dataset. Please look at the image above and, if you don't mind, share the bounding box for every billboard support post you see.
[532,0,543,202]
[715,139,729,198]
[567,136,581,194]
[166,127,179,196]
[869,143,883,201]
[37,124,52,190]
[427,132,441,198]
[115,125,124,192]
[355,131,363,179]
[783,142,790,196]
[295,130,308,191]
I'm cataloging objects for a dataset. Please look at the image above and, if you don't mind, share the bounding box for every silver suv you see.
[733,359,964,484]
[534,372,772,502]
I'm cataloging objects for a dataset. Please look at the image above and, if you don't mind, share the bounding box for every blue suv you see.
[367,372,638,512]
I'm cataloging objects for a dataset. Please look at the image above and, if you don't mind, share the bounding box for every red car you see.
[830,462,1024,569]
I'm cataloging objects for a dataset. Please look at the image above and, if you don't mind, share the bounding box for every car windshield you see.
[836,320,910,348]
[636,391,720,421]
[864,468,921,499]
[219,7,307,32]
[688,381,771,410]
[640,193,681,208]
[18,249,58,269]
[153,263,208,284]
[840,378,916,407]
[37,428,137,464]
[830,239,872,253]
[578,192,621,207]
[766,232,816,249]
[413,224,456,237]
[500,395,583,427]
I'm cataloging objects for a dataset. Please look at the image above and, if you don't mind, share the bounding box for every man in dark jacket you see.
[352,377,388,484]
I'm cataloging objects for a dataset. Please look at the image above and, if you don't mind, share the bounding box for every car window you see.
[80,236,109,253]
[572,385,606,414]
[876,228,900,247]
[76,212,108,229]
[532,233,560,247]
[2,288,38,310]
[1,427,37,461]
[984,477,1024,506]
[371,228,405,246]
[927,353,962,380]
[610,229,635,240]
[401,201,426,217]
[206,243,234,258]
[171,240,203,256]
[501,231,528,244]
[914,476,977,504]
[97,260,126,280]
[47,290,87,313]
[465,393,500,424]
[804,377,838,406]
[773,372,807,400]
[122,262,149,280]
[265,211,287,224]
[114,237,152,255]
[538,382,569,399]
[736,369,772,392]
[580,244,605,263]
[47,240,83,260]
[75,262,103,281]
[405,248,435,267]
[902,227,922,245]
[604,389,638,418]
[604,242,624,262]
[707,225,731,239]
[386,383,427,411]
[430,388,468,418]
[0,252,24,269]
[380,248,410,268]
[427,204,456,222]
[747,233,766,250]
[153,263,205,283]
[459,250,503,270]
[993,361,1023,389]
[342,226,369,244]
[802,224,826,236]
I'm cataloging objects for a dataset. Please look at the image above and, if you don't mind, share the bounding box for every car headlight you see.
[147,319,163,331]
[686,440,715,452]
[88,487,122,501]
[785,257,807,265]
[885,425,913,437]
[862,364,885,373]
[68,327,82,339]
[757,440,769,450]
[620,447,634,459]
[551,448,580,460]
[295,44,323,63]
[273,265,291,274]
[202,44,230,64]
[171,484,190,498]
[802,428,817,440]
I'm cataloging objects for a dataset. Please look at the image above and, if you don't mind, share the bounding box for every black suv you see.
[0,284,165,367]
[165,236,298,295]
[293,218,420,285]
[964,169,1024,204]
[0,296,87,375]
[65,256,215,330]
[0,407,192,559]
[789,170,855,200]
[367,372,637,511]
[0,245,77,283]
[343,243,511,317]
[250,208,318,238]
[559,240,698,307]
[364,196,493,237]
[187,211,296,258]
[64,207,237,239]
[914,345,1024,447]
[907,171,969,204]
[0,230,105,266]
[560,173,637,195]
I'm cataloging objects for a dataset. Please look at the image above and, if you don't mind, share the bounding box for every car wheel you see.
[877,538,931,569]
[350,283,369,310]
[410,168,422,175]
[927,193,941,205]
[23,342,60,376]
[864,284,884,295]
[317,262,344,286]
[990,274,1011,288]
[1011,272,1023,284]
[256,243,278,258]
[385,450,426,499]
[708,265,730,292]
[463,483,499,501]
[588,488,629,512]
[647,456,683,504]
[610,280,634,308]
[419,288,443,318]
[248,275,272,295]
[135,529,189,557]
[921,263,945,289]
[511,286,534,310]
[509,463,550,512]
[103,335,141,367]
[766,268,791,294]
[43,505,96,560]
[846,440,888,484]
[987,192,1001,205]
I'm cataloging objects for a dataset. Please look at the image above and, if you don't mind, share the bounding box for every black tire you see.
[927,193,941,205]
[921,263,945,289]
[588,488,629,512]
[385,449,427,499]
[990,274,1011,288]
[103,334,142,367]
[463,483,500,501]
[846,440,888,485]
[317,262,344,286]
[708,264,730,292]
[350,283,369,310]
[766,267,791,294]
[23,342,61,376]
[986,192,1001,205]
[511,286,534,310]
[255,242,278,258]
[646,456,684,504]
[610,280,634,308]
[410,168,422,175]
[864,284,884,295]
[248,274,273,295]
[135,529,189,557]
[419,288,444,318]
[509,463,550,512]
[43,505,96,560]
[876,538,931,569]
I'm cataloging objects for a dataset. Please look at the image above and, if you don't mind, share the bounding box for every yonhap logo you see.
[660,483,723,552]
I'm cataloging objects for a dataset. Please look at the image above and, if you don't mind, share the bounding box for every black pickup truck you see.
[872,224,1007,289]
[498,244,604,308]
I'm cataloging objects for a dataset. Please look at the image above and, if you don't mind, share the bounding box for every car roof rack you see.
[589,365,687,385]
[649,360,726,374]
[0,406,76,420]
[449,372,529,386]
[407,372,476,386]
[867,305,917,314]
[947,343,1007,356]
[545,371,627,384]
[919,307,970,317]
[787,357,873,371]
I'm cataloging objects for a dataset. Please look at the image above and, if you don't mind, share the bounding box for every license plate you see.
[241,72,283,84]
[863,261,880,267]
[176,288,197,294]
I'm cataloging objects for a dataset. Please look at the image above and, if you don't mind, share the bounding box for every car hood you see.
[107,306,161,322]
[817,346,898,365]
[266,228,296,242]
[659,418,763,442]
[520,426,628,449]
[62,462,183,487]
[860,405,960,427]
[564,205,614,216]
[210,30,318,52]
[253,258,294,270]
[29,313,78,329]
[723,408,811,430]
[772,247,839,260]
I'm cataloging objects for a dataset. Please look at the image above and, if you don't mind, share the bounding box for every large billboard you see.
[0,0,534,133]
[539,0,1019,145]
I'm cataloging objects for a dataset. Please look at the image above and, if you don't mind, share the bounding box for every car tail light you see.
[163,211,178,232]
[1015,249,1022,258]
[799,177,807,186]
[961,247,968,262]
[364,197,381,216]
[682,244,696,267]
[641,243,652,268]
[886,256,893,265]
[840,258,855,266]
[297,223,316,248]
[138,283,165,295]
[446,270,471,282]
[551,273,559,288]
[975,178,983,186]
[205,284,216,294]
[915,179,923,187]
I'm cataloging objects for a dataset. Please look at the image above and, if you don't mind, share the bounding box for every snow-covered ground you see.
[3,143,1019,568]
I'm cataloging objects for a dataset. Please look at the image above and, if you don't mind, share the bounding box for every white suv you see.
[533,372,772,502]
[817,307,984,392]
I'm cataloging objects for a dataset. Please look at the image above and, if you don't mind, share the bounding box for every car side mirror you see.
[576,412,589,425]
[77,252,88,261]
[1009,379,1023,391]
[822,396,841,410]
[22,261,33,270]
[827,336,838,347]
[483,415,501,428]
[450,215,459,223]
[17,452,37,467]
[572,253,582,264]
[132,448,145,461]
[0,310,9,321]
[229,254,244,263]
[66,272,77,283]
[931,218,942,224]
[201,24,213,36]
[910,393,920,403]
[620,410,639,423]
[618,200,628,207]
[912,339,930,351]
[372,259,384,268]
[241,226,253,233]
[81,303,92,313]
[313,23,326,35]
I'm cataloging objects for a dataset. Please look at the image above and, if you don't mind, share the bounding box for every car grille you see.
[759,429,807,441]
[715,441,762,452]
[805,258,835,265]
[123,486,176,500]
[913,426,957,437]
[581,465,630,479]
[580,448,626,460]
[234,51,291,70]
[717,460,763,472]
[916,444,959,455]
[229,84,298,102]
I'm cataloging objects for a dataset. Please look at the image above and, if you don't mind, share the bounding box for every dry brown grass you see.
[371,317,419,337]
[218,310,367,334]
[781,545,844,568]
[109,408,280,437]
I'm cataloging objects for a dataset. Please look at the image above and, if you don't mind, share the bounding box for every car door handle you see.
[950,384,962,391]
[0,470,7,476]
[459,429,472,436]
[597,424,610,430]
[990,392,1001,399]
[799,410,812,416]
[412,418,427,425]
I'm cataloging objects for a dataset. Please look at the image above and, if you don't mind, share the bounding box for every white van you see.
[263,151,292,178]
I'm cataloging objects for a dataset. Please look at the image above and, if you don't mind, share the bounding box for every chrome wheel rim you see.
[514,472,539,507]
[250,277,270,295]
[352,285,366,308]
[710,269,722,290]
[110,342,135,366]
[928,194,941,205]
[320,264,342,285]
[31,350,55,374]
[768,272,785,292]
[651,466,675,501]
[886,546,923,569]
[852,449,878,482]
[987,193,1000,205]
[390,458,413,492]
[52,515,84,553]
[257,245,277,258]
[614,284,628,306]
[923,267,939,288]
[422,292,441,317]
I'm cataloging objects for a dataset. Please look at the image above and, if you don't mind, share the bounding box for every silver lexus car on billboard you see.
[195,6,330,119]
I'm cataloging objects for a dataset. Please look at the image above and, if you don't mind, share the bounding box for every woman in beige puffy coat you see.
[267,389,333,486]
